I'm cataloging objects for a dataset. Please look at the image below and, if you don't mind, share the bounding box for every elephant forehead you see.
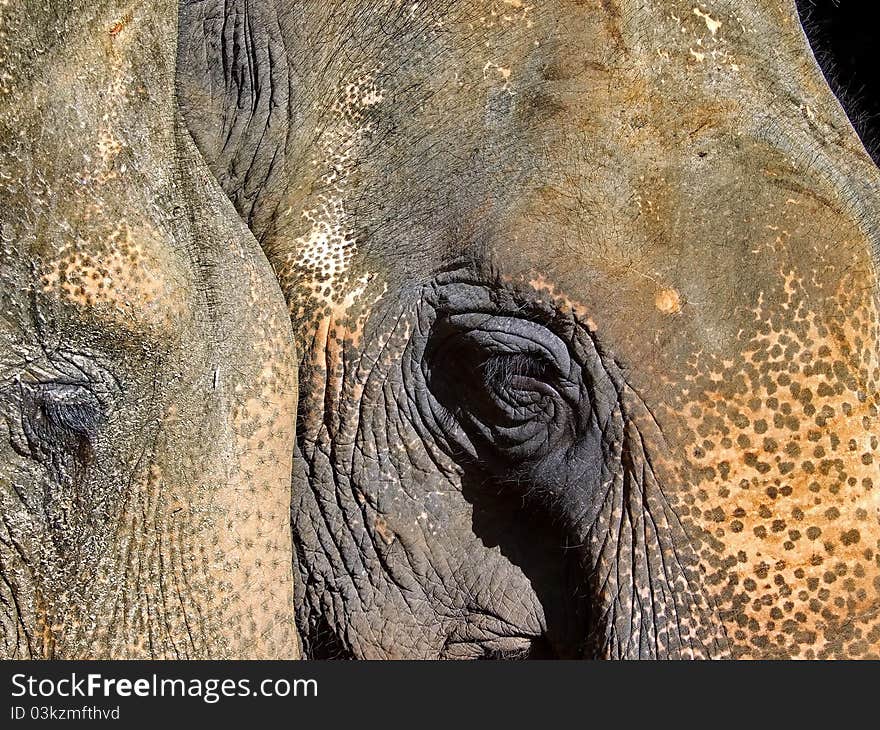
[35,215,191,332]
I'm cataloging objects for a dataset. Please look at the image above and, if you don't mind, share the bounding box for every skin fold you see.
[180,0,880,659]
[0,1,299,657]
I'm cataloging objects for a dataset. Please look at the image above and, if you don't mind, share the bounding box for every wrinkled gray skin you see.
[0,0,299,658]
[180,0,880,660]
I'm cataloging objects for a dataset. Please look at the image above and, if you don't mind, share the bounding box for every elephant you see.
[178,0,880,659]
[0,0,299,658]
[2,0,878,662]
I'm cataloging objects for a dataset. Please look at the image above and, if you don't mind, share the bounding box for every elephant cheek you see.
[668,286,880,658]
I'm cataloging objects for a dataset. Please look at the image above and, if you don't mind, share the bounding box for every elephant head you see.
[180,0,880,659]
[0,0,299,657]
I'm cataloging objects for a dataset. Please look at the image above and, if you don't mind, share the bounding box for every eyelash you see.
[18,381,106,463]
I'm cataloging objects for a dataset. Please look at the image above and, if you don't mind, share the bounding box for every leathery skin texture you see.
[2,0,873,660]
[179,0,880,658]
[0,1,299,658]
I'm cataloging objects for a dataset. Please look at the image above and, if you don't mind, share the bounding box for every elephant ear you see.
[177,0,294,239]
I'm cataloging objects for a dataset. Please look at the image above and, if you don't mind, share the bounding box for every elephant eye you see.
[422,313,582,466]
[19,381,106,464]
[475,350,560,422]
[427,317,561,414]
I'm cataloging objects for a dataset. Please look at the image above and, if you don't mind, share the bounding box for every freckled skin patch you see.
[276,70,385,332]
[182,0,880,658]
[39,219,188,331]
[0,1,299,658]
[664,231,880,658]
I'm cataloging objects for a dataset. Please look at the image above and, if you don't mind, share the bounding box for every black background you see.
[798,0,880,163]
